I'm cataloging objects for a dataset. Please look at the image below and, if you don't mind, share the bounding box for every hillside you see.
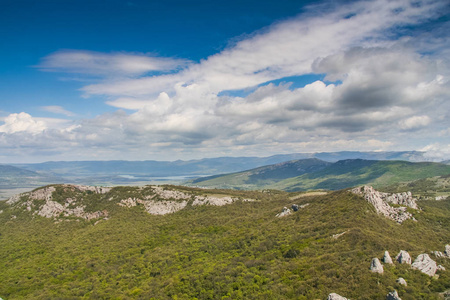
[191,159,450,192]
[189,158,331,189]
[0,183,449,299]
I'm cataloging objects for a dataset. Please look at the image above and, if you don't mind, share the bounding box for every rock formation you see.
[192,195,235,206]
[327,293,348,300]
[383,251,393,264]
[411,253,438,276]
[370,257,384,273]
[351,186,417,223]
[386,290,401,300]
[396,277,407,286]
[276,207,292,218]
[143,200,188,215]
[395,250,412,264]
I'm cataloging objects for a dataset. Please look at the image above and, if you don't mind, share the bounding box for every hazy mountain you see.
[0,164,62,189]
[13,151,428,179]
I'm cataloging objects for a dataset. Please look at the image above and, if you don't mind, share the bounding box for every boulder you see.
[370,257,384,274]
[291,204,299,211]
[445,244,450,257]
[412,253,437,276]
[386,290,401,300]
[383,251,393,264]
[327,293,348,300]
[437,265,446,271]
[396,277,407,286]
[276,207,292,218]
[396,250,412,264]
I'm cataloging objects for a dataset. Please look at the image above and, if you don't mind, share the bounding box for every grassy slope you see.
[0,185,449,299]
[189,159,331,189]
[268,160,450,191]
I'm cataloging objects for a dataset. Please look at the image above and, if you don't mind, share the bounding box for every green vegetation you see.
[0,184,449,299]
[191,159,450,192]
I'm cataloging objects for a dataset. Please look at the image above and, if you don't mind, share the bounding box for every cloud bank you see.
[2,0,449,162]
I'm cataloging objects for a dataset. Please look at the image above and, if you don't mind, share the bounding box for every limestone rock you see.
[383,251,393,264]
[437,265,446,271]
[192,195,234,206]
[351,186,417,223]
[152,186,191,200]
[445,244,450,257]
[370,258,384,273]
[396,250,412,264]
[143,200,188,215]
[396,277,407,286]
[327,293,348,300]
[276,207,292,218]
[412,253,437,276]
[386,290,401,300]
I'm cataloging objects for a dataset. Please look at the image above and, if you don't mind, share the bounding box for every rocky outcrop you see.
[37,199,108,220]
[332,231,348,239]
[327,293,348,300]
[412,253,438,276]
[435,195,448,200]
[276,207,292,218]
[143,200,188,215]
[396,277,407,286]
[385,191,418,209]
[383,251,393,264]
[192,195,235,206]
[370,258,384,273]
[433,245,450,258]
[351,186,417,223]
[396,250,412,264]
[152,186,191,200]
[386,290,401,300]
[437,265,446,271]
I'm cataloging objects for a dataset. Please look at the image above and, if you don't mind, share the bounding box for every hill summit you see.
[1,183,449,299]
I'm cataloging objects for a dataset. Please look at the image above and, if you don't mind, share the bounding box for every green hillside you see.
[0,184,449,299]
[191,159,450,192]
[189,158,330,190]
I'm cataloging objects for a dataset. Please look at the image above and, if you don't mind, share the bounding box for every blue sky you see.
[0,0,449,163]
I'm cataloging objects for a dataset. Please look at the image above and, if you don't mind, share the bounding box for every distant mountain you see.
[0,165,62,189]
[13,151,428,179]
[191,159,450,191]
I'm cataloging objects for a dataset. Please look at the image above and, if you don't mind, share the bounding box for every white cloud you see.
[80,0,447,98]
[38,50,190,77]
[0,112,46,134]
[399,115,431,130]
[7,0,447,162]
[41,105,75,116]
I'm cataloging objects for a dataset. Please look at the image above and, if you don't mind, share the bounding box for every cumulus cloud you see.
[0,112,46,134]
[38,50,190,77]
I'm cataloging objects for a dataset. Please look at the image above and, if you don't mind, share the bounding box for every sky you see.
[0,0,449,163]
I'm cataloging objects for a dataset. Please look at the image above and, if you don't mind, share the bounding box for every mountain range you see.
[189,159,450,191]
